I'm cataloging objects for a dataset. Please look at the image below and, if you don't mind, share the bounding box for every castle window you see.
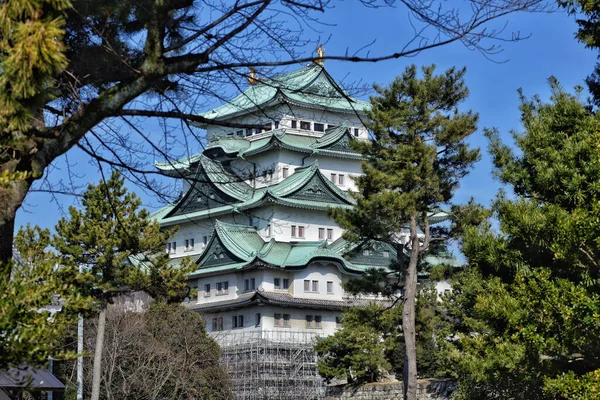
[204,284,211,297]
[203,236,208,245]
[383,250,390,258]
[330,173,336,183]
[336,316,341,328]
[291,120,297,129]
[232,315,244,329]
[318,228,325,240]
[300,121,311,130]
[298,226,305,238]
[312,280,318,292]
[212,317,224,331]
[274,121,280,129]
[291,225,296,237]
[354,128,360,137]
[305,280,318,293]
[166,241,176,254]
[216,281,229,294]
[363,249,370,256]
[327,229,333,240]
[306,315,322,328]
[274,313,291,327]
[255,313,261,327]
[283,167,289,178]
[283,278,289,289]
[338,174,345,185]
[274,278,281,290]
[236,130,244,136]
[314,123,325,132]
[327,281,334,293]
[244,278,255,291]
[185,238,195,251]
[246,128,253,136]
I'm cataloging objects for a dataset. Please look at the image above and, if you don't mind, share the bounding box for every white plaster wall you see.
[303,156,363,192]
[196,272,239,304]
[292,263,344,301]
[201,304,342,337]
[269,206,344,243]
[166,213,253,260]
[204,104,367,139]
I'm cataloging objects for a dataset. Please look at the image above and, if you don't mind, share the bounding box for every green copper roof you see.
[152,160,354,226]
[191,221,389,277]
[198,64,370,124]
[204,126,363,161]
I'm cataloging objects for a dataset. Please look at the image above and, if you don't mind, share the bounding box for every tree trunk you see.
[402,214,420,400]
[0,173,33,268]
[91,306,107,400]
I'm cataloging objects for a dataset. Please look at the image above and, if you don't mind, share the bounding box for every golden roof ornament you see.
[315,44,325,64]
[248,67,257,84]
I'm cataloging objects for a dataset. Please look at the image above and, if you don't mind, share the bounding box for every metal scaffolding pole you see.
[212,330,326,400]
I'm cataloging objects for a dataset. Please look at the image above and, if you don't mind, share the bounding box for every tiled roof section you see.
[153,160,355,225]
[186,289,390,312]
[192,221,388,276]
[198,64,370,123]
[203,128,363,161]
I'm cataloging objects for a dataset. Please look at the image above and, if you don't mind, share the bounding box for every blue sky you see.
[16,5,597,234]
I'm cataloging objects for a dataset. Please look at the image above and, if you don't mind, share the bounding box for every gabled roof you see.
[197,64,370,124]
[153,161,354,225]
[191,221,385,277]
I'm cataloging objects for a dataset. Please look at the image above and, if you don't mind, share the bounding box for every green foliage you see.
[0,224,86,368]
[316,288,444,384]
[559,0,600,105]
[315,304,400,384]
[0,0,70,132]
[54,170,195,307]
[0,171,196,368]
[331,64,480,247]
[442,81,600,398]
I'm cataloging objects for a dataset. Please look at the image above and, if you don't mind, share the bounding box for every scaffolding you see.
[211,330,326,400]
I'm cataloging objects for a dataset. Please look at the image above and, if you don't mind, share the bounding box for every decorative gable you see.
[286,173,349,204]
[166,169,238,217]
[197,235,243,269]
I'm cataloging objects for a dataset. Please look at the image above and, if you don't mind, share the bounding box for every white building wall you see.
[202,304,342,337]
[205,104,367,140]
[292,263,345,301]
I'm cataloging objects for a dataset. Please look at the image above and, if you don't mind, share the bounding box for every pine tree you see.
[53,171,195,400]
[331,65,479,400]
[442,81,600,399]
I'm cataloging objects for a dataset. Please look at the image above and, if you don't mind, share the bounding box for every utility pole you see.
[77,264,84,400]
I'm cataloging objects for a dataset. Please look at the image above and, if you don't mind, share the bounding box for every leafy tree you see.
[560,0,600,105]
[0,0,548,266]
[0,225,87,369]
[331,65,479,400]
[441,81,600,399]
[53,171,196,400]
[59,302,232,400]
[316,287,443,384]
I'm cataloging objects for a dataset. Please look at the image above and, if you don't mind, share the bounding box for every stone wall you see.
[324,379,455,400]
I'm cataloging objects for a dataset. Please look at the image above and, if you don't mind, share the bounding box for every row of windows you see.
[330,173,345,186]
[211,313,341,331]
[166,236,209,254]
[204,277,332,295]
[224,120,362,137]
[303,279,334,294]
[318,228,334,241]
[204,281,229,297]
[292,225,335,241]
[274,277,289,290]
